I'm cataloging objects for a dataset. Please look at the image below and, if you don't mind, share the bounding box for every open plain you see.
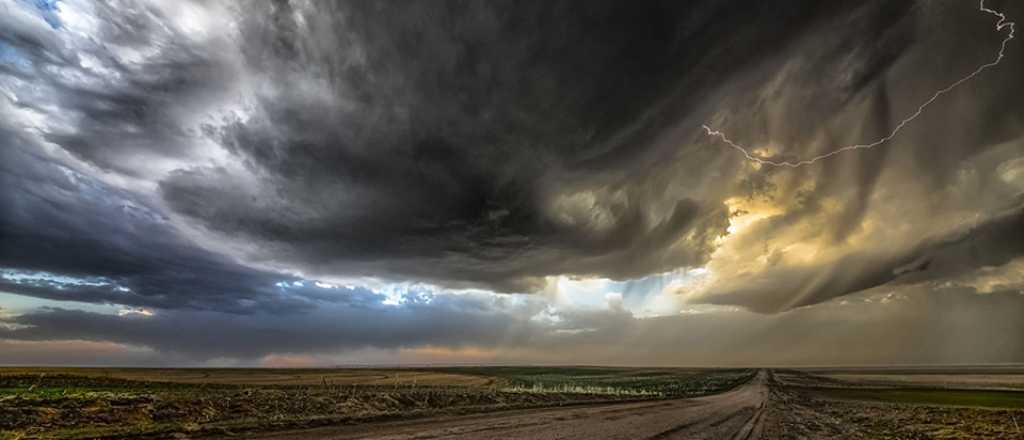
[2,366,1023,439]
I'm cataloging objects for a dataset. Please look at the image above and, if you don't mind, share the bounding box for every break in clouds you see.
[1,0,1023,365]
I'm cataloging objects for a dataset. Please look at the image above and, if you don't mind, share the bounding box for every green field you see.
[799,386,1024,409]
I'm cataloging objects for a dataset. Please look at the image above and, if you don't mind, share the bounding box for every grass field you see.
[766,370,1024,439]
[793,386,1024,409]
[431,366,753,397]
[6,367,1020,439]
[778,369,1024,408]
[820,373,1024,390]
[0,367,492,386]
[0,367,753,439]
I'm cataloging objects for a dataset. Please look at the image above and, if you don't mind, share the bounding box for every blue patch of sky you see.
[274,277,396,307]
[275,277,455,308]
[24,0,62,29]
[0,291,122,315]
[0,41,34,72]
[1,268,113,288]
[1,1,61,69]
[0,268,135,303]
[612,269,708,313]
[614,275,666,302]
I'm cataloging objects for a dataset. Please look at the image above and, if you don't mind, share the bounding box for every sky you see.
[0,0,1023,367]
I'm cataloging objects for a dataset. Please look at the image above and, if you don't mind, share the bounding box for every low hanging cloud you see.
[2,285,1022,366]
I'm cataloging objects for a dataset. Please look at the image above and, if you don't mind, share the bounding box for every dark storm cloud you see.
[675,0,1024,312]
[0,0,238,176]
[0,134,365,314]
[157,0,912,290]
[2,0,1024,331]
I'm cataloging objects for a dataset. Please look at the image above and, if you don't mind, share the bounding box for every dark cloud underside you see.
[1,0,1023,365]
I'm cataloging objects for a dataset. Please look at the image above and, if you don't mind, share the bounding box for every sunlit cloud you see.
[117,307,155,317]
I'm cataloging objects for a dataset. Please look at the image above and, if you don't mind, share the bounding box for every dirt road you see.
[241,370,769,440]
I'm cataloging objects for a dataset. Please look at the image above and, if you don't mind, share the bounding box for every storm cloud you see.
[1,0,1024,365]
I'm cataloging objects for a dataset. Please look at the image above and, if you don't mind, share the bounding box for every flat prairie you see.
[0,367,492,386]
[2,367,1023,439]
[820,373,1024,391]
[0,366,750,439]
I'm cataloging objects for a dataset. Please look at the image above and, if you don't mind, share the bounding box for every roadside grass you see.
[799,386,1024,409]
[499,383,661,396]
[433,366,755,398]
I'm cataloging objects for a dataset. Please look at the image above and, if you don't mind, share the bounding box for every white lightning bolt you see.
[702,0,1015,168]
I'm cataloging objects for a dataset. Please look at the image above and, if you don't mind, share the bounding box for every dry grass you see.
[822,374,1024,391]
[0,367,750,439]
[765,370,1024,439]
[0,368,491,387]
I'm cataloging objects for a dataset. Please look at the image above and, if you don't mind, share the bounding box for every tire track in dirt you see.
[730,401,765,440]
